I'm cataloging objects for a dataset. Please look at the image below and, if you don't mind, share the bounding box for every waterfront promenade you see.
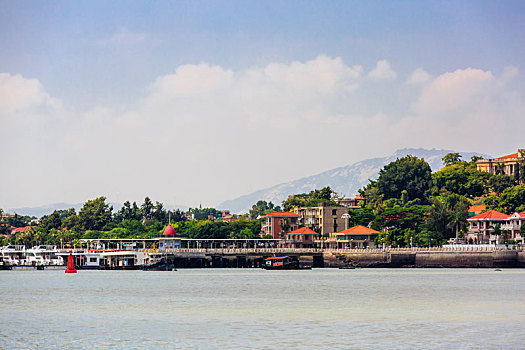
[62,245,525,269]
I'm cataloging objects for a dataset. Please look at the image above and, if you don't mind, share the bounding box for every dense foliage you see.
[2,152,525,249]
[282,186,340,211]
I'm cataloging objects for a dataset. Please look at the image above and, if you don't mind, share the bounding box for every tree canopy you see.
[282,186,340,211]
[375,155,432,203]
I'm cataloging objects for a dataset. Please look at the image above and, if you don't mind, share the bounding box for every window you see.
[332,209,337,216]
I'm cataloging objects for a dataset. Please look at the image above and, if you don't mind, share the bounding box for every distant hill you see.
[218,148,490,214]
[6,202,190,219]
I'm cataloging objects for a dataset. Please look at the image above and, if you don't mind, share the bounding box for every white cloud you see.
[0,73,61,115]
[395,67,524,153]
[368,60,397,81]
[406,68,432,85]
[412,68,494,117]
[1,59,524,209]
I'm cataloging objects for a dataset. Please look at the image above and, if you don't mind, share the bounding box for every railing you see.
[57,246,524,255]
[149,246,524,254]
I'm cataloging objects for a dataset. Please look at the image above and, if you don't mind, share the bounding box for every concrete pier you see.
[150,247,525,269]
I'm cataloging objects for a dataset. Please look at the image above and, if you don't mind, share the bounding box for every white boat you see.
[25,245,64,267]
[1,245,26,266]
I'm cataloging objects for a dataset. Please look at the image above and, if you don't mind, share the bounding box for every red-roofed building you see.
[261,212,299,239]
[507,211,525,243]
[10,226,32,234]
[222,214,237,223]
[283,227,318,248]
[334,225,380,248]
[476,149,525,179]
[467,210,510,244]
[468,205,486,217]
[337,194,364,208]
[162,224,176,236]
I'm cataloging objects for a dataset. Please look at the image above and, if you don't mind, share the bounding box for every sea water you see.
[1,268,525,349]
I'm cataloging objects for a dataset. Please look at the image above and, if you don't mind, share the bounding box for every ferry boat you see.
[262,256,305,270]
[1,245,26,266]
[25,245,64,267]
[1,245,65,270]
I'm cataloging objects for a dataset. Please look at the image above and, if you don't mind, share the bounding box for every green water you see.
[1,268,524,349]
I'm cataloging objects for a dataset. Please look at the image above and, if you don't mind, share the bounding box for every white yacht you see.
[25,245,64,267]
[1,245,26,266]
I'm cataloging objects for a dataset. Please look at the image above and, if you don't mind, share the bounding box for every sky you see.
[1,1,524,209]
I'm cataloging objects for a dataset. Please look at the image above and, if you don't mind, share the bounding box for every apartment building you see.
[293,204,347,235]
[261,212,299,239]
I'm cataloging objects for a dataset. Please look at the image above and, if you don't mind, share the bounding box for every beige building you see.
[293,204,347,235]
[476,149,525,177]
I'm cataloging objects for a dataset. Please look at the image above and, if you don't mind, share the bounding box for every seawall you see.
[323,250,525,268]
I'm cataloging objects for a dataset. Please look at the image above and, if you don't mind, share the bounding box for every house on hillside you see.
[476,149,525,178]
[466,210,525,244]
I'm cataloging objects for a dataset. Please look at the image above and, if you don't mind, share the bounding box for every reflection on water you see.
[1,269,525,349]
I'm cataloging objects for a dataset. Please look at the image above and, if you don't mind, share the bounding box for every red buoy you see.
[65,250,77,273]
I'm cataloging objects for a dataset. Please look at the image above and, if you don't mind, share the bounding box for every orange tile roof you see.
[496,152,518,160]
[266,212,298,217]
[518,211,525,218]
[338,225,379,234]
[469,210,508,220]
[10,226,32,232]
[468,205,486,213]
[288,227,317,235]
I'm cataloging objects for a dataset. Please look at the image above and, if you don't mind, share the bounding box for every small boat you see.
[142,258,175,271]
[262,256,310,270]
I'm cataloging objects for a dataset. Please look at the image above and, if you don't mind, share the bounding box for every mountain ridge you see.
[218,148,491,213]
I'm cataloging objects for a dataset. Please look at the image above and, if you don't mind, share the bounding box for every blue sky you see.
[1,1,524,209]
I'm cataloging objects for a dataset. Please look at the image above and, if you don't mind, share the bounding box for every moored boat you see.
[262,256,310,270]
[142,258,175,271]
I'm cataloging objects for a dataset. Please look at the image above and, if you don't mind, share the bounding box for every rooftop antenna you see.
[169,211,171,226]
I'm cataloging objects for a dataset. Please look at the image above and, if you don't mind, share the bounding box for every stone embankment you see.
[323,248,525,268]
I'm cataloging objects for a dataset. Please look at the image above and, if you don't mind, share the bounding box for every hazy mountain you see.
[6,202,190,219]
[218,148,491,214]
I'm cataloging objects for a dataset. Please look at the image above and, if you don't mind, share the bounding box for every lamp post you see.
[341,213,350,230]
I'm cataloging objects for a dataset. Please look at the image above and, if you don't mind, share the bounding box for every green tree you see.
[442,152,462,166]
[38,211,62,233]
[426,198,451,239]
[494,184,525,213]
[249,200,281,220]
[78,197,113,231]
[445,195,469,241]
[489,174,515,194]
[375,155,432,203]
[348,208,375,227]
[140,197,154,220]
[171,209,187,223]
[470,155,483,164]
[282,186,339,211]
[432,163,490,197]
